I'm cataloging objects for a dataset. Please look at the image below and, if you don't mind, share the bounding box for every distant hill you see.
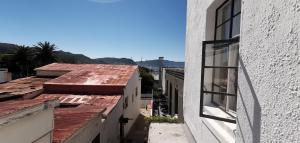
[95,57,136,65]
[0,42,136,65]
[0,43,18,54]
[136,60,184,71]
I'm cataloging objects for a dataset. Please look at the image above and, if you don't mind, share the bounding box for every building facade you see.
[184,0,300,142]
[164,68,184,121]
[0,99,57,143]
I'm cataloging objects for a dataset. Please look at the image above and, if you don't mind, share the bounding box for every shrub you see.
[144,116,180,123]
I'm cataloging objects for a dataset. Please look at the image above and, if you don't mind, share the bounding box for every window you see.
[92,133,100,143]
[200,0,241,123]
[215,0,241,40]
[169,83,173,114]
[135,87,138,96]
[124,96,128,109]
[175,88,179,114]
[166,80,169,96]
[132,94,134,103]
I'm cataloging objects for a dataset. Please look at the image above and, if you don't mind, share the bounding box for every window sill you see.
[201,105,236,143]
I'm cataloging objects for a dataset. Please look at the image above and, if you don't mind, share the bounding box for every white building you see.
[0,99,57,143]
[0,68,11,83]
[184,0,300,142]
[164,68,184,121]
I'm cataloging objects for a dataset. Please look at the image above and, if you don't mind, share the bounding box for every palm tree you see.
[13,45,33,77]
[35,41,57,66]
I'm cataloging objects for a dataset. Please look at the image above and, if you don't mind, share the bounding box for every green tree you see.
[13,45,34,77]
[139,67,154,93]
[35,41,57,66]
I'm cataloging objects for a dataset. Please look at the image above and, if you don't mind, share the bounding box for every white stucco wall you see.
[123,70,141,135]
[0,106,54,143]
[100,96,124,143]
[0,69,11,83]
[185,0,300,143]
[184,0,234,142]
[236,0,300,142]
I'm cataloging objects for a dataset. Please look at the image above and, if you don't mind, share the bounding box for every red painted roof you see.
[36,94,121,143]
[0,77,52,99]
[36,63,138,94]
[0,98,56,118]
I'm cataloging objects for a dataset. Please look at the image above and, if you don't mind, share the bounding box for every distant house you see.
[0,63,141,143]
[162,68,184,121]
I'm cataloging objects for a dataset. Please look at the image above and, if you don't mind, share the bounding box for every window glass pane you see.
[217,1,232,26]
[203,101,236,120]
[232,14,241,37]
[216,21,230,40]
[234,0,241,15]
[213,68,228,93]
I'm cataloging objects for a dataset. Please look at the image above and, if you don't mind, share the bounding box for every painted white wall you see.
[184,0,235,142]
[100,97,124,143]
[123,70,141,135]
[185,0,300,143]
[0,106,54,143]
[0,69,11,83]
[236,0,300,142]
[162,68,166,94]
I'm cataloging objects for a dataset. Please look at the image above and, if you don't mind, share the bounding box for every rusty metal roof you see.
[0,98,56,118]
[36,94,121,143]
[0,77,52,100]
[36,63,138,94]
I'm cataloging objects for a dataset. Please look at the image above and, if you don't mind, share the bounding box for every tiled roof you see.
[36,94,121,143]
[0,77,52,99]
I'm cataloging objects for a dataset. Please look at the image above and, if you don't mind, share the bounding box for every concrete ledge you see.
[148,123,195,143]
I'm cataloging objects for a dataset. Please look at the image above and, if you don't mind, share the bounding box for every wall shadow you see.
[237,58,261,143]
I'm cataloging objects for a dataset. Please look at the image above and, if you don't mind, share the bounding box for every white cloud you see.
[88,0,123,3]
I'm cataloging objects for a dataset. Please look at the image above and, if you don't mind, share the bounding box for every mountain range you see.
[136,60,184,71]
[0,42,184,68]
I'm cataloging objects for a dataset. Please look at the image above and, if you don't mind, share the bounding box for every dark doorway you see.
[169,83,173,114]
[175,88,178,114]
[92,133,100,143]
[119,115,125,143]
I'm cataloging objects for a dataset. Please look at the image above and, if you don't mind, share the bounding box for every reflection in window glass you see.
[215,0,241,40]
[217,1,232,26]
[232,15,241,37]
[216,21,231,40]
[234,0,241,15]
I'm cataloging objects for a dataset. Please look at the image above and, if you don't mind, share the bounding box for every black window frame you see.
[198,0,241,124]
[214,0,241,40]
[200,37,239,124]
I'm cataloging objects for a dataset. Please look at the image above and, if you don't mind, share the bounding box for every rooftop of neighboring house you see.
[0,76,53,100]
[36,63,138,94]
[165,68,184,80]
[36,94,121,143]
[0,98,57,126]
[0,63,133,143]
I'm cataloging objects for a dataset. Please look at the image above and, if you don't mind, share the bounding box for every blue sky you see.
[0,0,187,61]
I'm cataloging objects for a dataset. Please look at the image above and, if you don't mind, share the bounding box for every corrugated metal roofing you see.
[0,77,52,99]
[0,98,56,118]
[36,94,121,143]
[36,63,138,94]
